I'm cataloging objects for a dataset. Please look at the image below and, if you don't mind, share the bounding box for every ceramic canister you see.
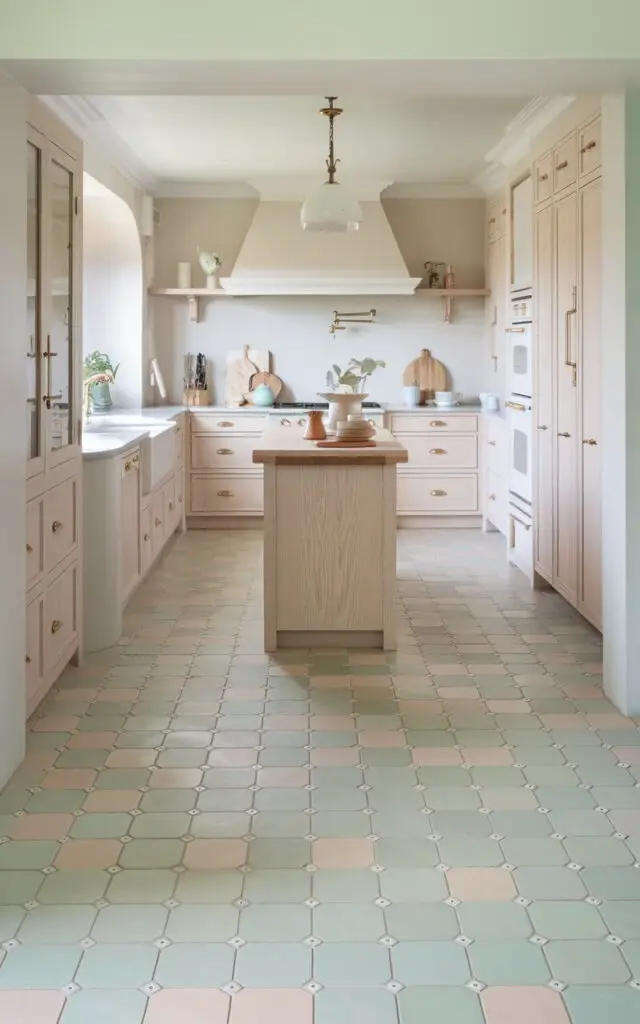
[402,385,421,407]
[251,384,275,407]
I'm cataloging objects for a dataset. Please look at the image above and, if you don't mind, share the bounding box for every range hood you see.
[220,199,421,296]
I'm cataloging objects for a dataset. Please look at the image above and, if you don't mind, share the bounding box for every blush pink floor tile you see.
[53,688,98,702]
[94,689,140,702]
[561,684,603,699]
[144,988,230,1023]
[313,838,374,869]
[183,839,247,869]
[42,769,97,790]
[310,716,355,731]
[55,839,122,869]
[412,748,463,766]
[149,769,203,788]
[467,664,508,675]
[31,716,79,733]
[309,676,351,689]
[262,716,309,731]
[442,700,488,714]
[83,790,141,812]
[207,749,256,767]
[428,664,469,675]
[106,749,157,768]
[447,867,517,902]
[350,676,389,688]
[23,751,58,770]
[582,662,603,674]
[486,700,531,714]
[436,687,480,700]
[349,653,388,665]
[257,767,309,788]
[229,988,313,1024]
[9,813,74,841]
[0,990,66,1023]
[586,713,635,729]
[66,732,118,750]
[540,714,587,729]
[225,687,266,701]
[482,987,569,1024]
[358,732,406,748]
[612,746,640,763]
[311,748,360,766]
[461,748,514,766]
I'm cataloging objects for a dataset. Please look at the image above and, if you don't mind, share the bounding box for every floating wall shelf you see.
[415,288,491,323]
[148,287,234,323]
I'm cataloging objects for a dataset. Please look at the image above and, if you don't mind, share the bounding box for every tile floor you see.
[1,529,639,1023]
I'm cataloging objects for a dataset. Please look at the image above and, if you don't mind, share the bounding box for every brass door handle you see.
[429,420,447,427]
[431,489,447,496]
[537,425,548,430]
[582,438,598,445]
[51,619,63,634]
[217,490,233,497]
[429,448,447,455]
[580,140,597,154]
[155,517,162,526]
[51,520,64,533]
[43,393,62,407]
[556,159,569,171]
[216,448,233,455]
[217,421,234,427]
[558,431,571,437]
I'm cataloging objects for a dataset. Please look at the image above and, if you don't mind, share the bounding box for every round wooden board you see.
[247,370,284,401]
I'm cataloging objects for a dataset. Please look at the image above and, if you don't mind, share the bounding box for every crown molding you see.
[41,95,157,191]
[484,94,576,169]
[382,181,484,199]
[153,181,259,199]
[473,160,508,197]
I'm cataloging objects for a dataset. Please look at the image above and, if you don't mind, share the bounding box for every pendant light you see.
[301,97,362,233]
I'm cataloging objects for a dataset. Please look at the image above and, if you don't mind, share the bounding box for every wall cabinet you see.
[486,189,508,399]
[534,203,554,582]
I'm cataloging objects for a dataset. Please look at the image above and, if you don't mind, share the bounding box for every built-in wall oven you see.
[506,295,533,399]
[505,295,534,579]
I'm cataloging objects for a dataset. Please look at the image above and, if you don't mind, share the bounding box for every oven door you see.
[506,398,532,504]
[506,319,533,399]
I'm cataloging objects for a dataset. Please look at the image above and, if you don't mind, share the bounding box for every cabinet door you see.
[26,593,45,710]
[44,561,78,677]
[510,176,533,292]
[163,477,177,537]
[26,129,45,478]
[140,505,153,577]
[151,492,165,558]
[487,238,507,384]
[534,204,555,582]
[554,192,579,604]
[579,178,602,629]
[120,451,141,602]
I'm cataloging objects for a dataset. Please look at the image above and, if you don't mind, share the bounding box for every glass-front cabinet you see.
[26,131,80,479]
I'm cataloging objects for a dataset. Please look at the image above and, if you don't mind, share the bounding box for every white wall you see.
[83,177,144,407]
[0,72,27,786]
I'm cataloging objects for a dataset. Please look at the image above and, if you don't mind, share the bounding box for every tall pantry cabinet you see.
[533,113,602,630]
[25,101,83,715]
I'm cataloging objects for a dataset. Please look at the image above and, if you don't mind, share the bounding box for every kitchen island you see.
[253,424,408,651]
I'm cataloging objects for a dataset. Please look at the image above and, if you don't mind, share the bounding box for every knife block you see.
[184,388,211,407]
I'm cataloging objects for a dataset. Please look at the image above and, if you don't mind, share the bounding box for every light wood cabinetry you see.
[188,412,264,520]
[482,414,508,537]
[25,103,82,715]
[120,450,141,602]
[486,189,508,391]
[533,111,602,630]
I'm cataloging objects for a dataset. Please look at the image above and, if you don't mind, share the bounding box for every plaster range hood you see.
[220,197,422,296]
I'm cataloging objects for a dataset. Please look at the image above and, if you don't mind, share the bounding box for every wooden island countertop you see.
[252,425,408,465]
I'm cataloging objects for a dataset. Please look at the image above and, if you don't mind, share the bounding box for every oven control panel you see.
[510,296,532,322]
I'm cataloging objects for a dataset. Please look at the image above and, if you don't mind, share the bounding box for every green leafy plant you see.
[325,357,386,393]
[83,350,119,379]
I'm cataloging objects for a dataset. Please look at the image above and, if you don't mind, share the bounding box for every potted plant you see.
[325,357,386,393]
[198,250,223,290]
[83,350,119,412]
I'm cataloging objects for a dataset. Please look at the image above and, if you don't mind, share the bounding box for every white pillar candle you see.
[177,262,192,289]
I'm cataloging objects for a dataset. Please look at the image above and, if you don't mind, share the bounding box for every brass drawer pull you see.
[429,420,447,427]
[556,159,569,171]
[505,401,527,412]
[217,448,233,455]
[538,172,549,182]
[26,542,34,553]
[143,533,150,542]
[51,619,63,634]
[217,421,234,427]
[217,490,234,497]
[580,140,597,153]
[155,517,162,526]
[169,501,174,511]
[557,431,571,438]
[429,448,447,455]
[431,489,447,497]
[52,520,64,533]
[582,438,598,446]
[124,459,133,471]
[488,217,496,224]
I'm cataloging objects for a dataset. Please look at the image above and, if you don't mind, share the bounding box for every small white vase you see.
[206,272,219,291]
[403,385,420,407]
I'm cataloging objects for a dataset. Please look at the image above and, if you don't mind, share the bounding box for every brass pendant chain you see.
[321,96,342,184]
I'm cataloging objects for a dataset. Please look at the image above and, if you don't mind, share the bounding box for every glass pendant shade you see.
[301,182,362,233]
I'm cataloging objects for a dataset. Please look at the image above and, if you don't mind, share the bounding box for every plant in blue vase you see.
[83,350,120,412]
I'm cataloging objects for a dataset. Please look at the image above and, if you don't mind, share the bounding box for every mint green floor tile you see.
[549,810,614,836]
[489,811,553,837]
[374,838,440,868]
[529,900,607,939]
[156,749,204,768]
[312,733,357,749]
[191,812,251,838]
[380,868,447,903]
[438,838,504,867]
[364,750,413,767]
[76,943,158,988]
[423,788,481,810]
[94,768,150,790]
[469,938,549,984]
[27,732,71,749]
[163,731,211,749]
[0,945,82,988]
[582,867,640,899]
[92,905,168,942]
[417,767,472,788]
[621,938,640,977]
[248,838,310,869]
[314,941,391,987]
[174,869,243,903]
[590,787,640,809]
[71,813,133,839]
[430,811,493,837]
[0,907,25,941]
[564,837,634,866]
[0,840,58,869]
[600,901,640,938]
[60,989,147,1024]
[261,731,309,748]
[115,731,165,748]
[255,789,310,811]
[368,790,424,811]
[392,940,470,985]
[501,838,568,865]
[0,790,31,813]
[38,869,108,904]
[316,987,399,1024]
[243,869,311,903]
[140,790,197,813]
[196,790,250,812]
[457,901,532,939]
[17,905,96,943]
[384,902,458,940]
[455,731,506,747]
[234,941,312,987]
[130,812,191,839]
[515,867,587,900]
[545,939,631,984]
[249,812,318,839]
[577,766,635,787]
[106,869,176,904]
[471,767,526,788]
[205,768,255,789]
[563,986,640,1024]
[313,903,386,941]
[55,750,110,769]
[397,986,484,1024]
[166,904,239,941]
[238,903,310,941]
[78,716,126,733]
[511,747,566,765]
[119,839,184,869]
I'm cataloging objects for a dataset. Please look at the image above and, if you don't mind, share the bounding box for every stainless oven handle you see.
[505,400,528,412]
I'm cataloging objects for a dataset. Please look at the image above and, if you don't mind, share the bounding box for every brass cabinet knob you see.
[169,501,174,510]
[143,533,150,542]
[488,217,496,224]
[26,542,34,553]
[217,490,233,497]
[431,489,447,496]
[557,431,571,438]
[556,159,569,171]
[429,420,447,427]
[155,517,162,526]
[429,448,447,455]
[217,421,234,427]
[297,418,305,426]
[178,495,183,503]
[216,448,233,455]
[25,654,31,664]
[582,438,598,446]
[125,460,132,471]
[580,140,597,154]
[51,520,64,533]
[539,173,549,181]
[51,619,63,634]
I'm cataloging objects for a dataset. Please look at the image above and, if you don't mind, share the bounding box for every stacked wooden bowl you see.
[335,417,376,443]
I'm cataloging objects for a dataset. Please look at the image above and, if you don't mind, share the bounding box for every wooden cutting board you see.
[316,440,376,448]
[246,370,284,403]
[225,345,259,407]
[402,348,448,402]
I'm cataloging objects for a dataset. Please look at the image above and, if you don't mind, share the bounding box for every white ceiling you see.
[84,94,526,191]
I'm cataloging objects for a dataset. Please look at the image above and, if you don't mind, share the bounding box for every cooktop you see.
[274,401,382,410]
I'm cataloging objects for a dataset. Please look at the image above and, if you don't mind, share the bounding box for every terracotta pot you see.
[303,410,326,441]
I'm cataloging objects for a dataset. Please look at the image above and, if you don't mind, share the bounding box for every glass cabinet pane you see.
[26,141,41,461]
[48,159,74,451]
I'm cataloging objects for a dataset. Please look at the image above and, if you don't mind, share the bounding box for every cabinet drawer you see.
[485,471,508,534]
[553,132,578,193]
[579,116,601,177]
[191,433,258,471]
[390,414,477,434]
[191,413,265,434]
[151,491,165,558]
[534,150,553,205]
[396,433,478,470]
[484,416,508,476]
[44,561,78,672]
[397,475,478,514]
[26,495,45,587]
[190,475,264,515]
[26,593,44,705]
[44,476,78,573]
[140,505,153,576]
